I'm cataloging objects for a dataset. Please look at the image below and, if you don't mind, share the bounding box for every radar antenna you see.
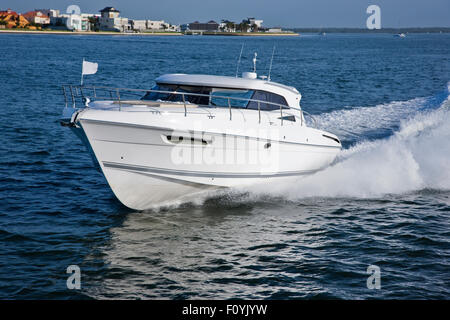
[235,43,244,77]
[268,46,276,81]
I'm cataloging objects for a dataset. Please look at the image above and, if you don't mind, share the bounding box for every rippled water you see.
[0,33,449,299]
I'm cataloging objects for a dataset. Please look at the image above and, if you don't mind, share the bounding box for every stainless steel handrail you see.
[302,110,317,128]
[61,84,317,128]
[77,85,291,111]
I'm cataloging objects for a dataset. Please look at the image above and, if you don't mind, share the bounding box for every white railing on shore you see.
[62,84,317,127]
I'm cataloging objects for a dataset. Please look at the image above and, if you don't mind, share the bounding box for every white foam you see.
[246,91,450,199]
[314,88,449,140]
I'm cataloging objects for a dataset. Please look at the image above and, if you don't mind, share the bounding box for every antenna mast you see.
[268,46,275,81]
[253,52,258,73]
[235,43,244,77]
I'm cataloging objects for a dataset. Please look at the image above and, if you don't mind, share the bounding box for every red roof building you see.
[23,10,50,25]
[0,9,18,16]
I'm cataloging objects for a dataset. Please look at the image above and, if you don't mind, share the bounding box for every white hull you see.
[68,104,341,210]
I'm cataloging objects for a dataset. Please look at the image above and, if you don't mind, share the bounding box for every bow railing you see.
[62,84,317,127]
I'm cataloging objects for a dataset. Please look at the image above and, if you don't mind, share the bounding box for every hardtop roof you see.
[155,74,300,96]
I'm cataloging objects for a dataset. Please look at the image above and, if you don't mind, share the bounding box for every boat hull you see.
[70,107,341,210]
[101,165,219,209]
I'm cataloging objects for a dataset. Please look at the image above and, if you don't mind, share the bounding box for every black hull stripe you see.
[102,161,318,179]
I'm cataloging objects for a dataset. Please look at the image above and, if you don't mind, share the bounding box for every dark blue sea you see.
[0,33,449,299]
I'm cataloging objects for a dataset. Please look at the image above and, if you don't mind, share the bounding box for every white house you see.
[247,17,263,28]
[130,19,179,32]
[49,13,90,31]
[146,20,179,31]
[35,9,60,18]
[131,20,147,31]
[267,28,283,33]
[23,11,51,25]
[65,14,89,31]
[146,20,165,30]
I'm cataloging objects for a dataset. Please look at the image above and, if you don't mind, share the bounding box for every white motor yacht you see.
[61,68,341,210]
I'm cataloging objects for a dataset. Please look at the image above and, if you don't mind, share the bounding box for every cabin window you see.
[210,89,254,108]
[178,85,210,105]
[141,84,210,105]
[141,84,178,101]
[247,91,289,111]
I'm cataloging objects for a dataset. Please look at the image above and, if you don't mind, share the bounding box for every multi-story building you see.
[49,13,90,31]
[35,9,60,19]
[247,17,263,28]
[185,20,219,32]
[98,7,130,32]
[130,19,146,31]
[146,20,166,30]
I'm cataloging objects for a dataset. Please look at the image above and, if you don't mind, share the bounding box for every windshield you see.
[141,84,288,110]
[141,84,177,101]
[141,84,210,105]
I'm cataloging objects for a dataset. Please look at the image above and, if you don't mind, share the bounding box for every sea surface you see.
[0,33,449,299]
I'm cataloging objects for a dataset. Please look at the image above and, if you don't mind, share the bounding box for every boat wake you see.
[315,82,450,143]
[147,83,450,210]
[245,83,450,199]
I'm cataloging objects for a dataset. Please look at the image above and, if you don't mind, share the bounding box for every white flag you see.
[82,60,98,75]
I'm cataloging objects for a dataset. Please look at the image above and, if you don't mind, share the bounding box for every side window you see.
[267,92,288,109]
[247,91,268,110]
[210,89,254,108]
[179,86,210,105]
[247,91,288,111]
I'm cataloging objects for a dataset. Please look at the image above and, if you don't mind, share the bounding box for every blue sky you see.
[3,0,450,28]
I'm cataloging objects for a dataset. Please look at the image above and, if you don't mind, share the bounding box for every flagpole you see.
[80,58,84,86]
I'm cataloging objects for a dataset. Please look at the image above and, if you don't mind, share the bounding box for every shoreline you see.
[0,29,183,36]
[186,32,299,36]
[0,29,299,36]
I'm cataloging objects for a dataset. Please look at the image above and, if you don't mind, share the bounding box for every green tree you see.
[237,22,249,32]
[225,21,235,32]
[88,16,99,31]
